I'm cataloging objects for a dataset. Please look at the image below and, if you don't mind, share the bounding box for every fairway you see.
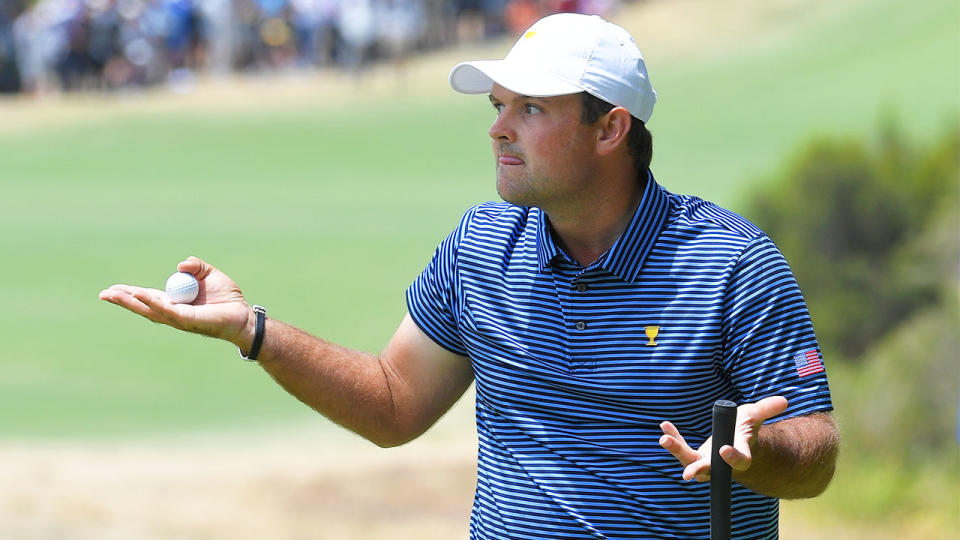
[1,0,957,440]
[1,96,494,437]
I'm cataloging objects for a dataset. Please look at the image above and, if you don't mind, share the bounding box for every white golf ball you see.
[165,272,199,304]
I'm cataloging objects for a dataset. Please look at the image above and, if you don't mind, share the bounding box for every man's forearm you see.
[98,259,468,446]
[734,412,839,499]
[245,318,404,447]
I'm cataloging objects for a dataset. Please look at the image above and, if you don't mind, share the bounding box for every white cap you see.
[449,13,657,123]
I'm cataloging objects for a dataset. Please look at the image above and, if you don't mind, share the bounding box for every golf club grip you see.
[710,400,738,540]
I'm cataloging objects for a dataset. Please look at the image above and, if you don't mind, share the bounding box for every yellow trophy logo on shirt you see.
[645,326,659,346]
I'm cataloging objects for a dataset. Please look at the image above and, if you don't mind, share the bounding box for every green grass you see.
[0,97,494,438]
[1,0,957,439]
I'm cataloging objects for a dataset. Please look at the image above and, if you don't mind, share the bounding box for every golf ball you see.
[165,272,199,304]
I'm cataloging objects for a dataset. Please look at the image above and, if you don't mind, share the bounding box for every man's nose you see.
[488,111,515,142]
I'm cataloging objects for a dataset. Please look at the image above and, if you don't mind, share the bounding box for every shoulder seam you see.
[672,195,764,241]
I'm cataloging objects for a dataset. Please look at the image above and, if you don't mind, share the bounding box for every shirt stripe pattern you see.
[407,176,833,539]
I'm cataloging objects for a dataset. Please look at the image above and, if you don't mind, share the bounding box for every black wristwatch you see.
[240,305,266,361]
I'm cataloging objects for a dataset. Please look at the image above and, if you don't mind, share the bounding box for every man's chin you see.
[496,188,528,207]
[496,178,532,207]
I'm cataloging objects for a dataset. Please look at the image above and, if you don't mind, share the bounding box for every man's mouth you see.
[498,155,525,165]
[496,143,525,166]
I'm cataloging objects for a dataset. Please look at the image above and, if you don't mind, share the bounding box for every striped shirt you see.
[407,175,833,539]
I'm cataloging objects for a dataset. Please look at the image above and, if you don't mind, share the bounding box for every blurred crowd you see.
[0,0,621,95]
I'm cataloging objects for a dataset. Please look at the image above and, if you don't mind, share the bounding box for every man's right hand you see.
[99,256,255,350]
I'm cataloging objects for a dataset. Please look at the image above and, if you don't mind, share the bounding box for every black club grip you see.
[711,400,738,540]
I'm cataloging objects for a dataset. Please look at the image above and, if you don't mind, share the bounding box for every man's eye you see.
[524,104,542,114]
[492,103,504,114]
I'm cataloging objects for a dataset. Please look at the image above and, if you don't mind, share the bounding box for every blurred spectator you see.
[377,0,424,66]
[1,0,622,95]
[504,0,538,36]
[334,0,374,70]
[290,0,336,67]
[420,0,455,49]
[257,0,297,69]
[0,0,26,93]
[166,0,206,71]
[454,0,483,43]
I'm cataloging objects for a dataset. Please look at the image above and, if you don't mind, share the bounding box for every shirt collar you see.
[535,172,672,283]
[535,209,560,271]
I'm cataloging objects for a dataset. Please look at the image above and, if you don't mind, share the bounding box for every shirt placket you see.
[552,260,598,374]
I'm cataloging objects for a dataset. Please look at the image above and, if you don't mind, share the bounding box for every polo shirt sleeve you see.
[721,235,834,421]
[405,207,474,357]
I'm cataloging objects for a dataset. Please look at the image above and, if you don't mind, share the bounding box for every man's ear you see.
[596,107,632,156]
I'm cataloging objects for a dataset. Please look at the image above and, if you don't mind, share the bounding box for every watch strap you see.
[240,305,266,361]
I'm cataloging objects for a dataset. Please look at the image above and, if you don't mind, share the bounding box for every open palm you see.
[658,396,790,481]
[99,256,252,346]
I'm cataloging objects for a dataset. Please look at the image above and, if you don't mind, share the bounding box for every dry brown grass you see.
[1,398,479,540]
[4,421,929,540]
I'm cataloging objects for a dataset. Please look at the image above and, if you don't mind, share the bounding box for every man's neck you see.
[546,176,647,267]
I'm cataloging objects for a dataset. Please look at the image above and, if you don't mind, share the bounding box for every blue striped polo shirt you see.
[407,175,833,539]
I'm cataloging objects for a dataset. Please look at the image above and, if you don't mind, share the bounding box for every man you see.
[100,13,839,539]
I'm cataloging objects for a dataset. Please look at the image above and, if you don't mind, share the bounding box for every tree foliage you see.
[747,120,959,361]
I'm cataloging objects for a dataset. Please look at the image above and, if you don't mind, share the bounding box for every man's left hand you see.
[658,396,789,482]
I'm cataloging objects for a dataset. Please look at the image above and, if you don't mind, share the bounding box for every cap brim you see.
[449,60,583,97]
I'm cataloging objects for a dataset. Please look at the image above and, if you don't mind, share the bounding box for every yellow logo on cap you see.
[524,31,536,39]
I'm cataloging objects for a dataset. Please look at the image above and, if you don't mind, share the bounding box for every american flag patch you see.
[793,349,824,377]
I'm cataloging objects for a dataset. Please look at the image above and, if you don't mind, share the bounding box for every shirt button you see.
[575,283,589,293]
[575,321,587,331]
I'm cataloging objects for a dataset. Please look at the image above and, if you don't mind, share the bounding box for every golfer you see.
[100,13,839,539]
